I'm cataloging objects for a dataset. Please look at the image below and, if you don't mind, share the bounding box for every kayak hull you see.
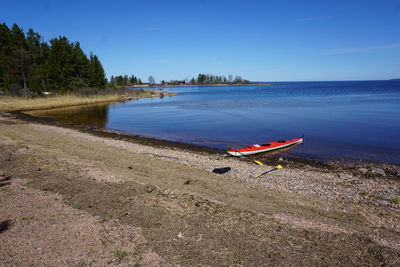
[227,138,303,157]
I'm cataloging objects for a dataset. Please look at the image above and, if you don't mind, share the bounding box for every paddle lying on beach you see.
[226,145,264,165]
[254,165,283,179]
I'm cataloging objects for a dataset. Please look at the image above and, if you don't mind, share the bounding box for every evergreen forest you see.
[0,23,107,95]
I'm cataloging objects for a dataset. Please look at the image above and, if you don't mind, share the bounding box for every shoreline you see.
[6,109,400,188]
[0,90,175,112]
[130,83,265,87]
[2,92,398,169]
[2,111,399,208]
[1,112,399,265]
[10,110,222,154]
[11,108,400,170]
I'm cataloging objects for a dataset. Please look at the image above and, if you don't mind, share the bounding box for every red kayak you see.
[227,137,303,156]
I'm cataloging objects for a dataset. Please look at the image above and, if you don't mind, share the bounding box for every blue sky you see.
[1,0,400,82]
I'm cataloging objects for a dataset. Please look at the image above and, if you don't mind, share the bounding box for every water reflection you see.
[29,104,110,128]
[26,81,400,163]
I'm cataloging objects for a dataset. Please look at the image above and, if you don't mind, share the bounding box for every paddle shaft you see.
[255,167,278,179]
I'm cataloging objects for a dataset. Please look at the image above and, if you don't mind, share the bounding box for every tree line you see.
[0,22,252,95]
[159,74,250,85]
[191,74,250,85]
[0,23,106,95]
[109,74,142,87]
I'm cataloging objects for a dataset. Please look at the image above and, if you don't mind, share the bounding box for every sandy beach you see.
[0,107,399,266]
[1,1,399,265]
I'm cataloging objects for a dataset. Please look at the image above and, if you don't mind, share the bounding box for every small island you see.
[157,73,252,86]
[110,73,254,88]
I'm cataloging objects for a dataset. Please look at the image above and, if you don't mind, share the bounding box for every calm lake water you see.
[32,81,400,164]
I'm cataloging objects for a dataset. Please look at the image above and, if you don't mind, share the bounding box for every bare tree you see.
[148,75,155,85]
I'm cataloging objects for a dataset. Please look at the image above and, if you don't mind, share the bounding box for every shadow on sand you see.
[0,220,12,233]
[0,175,11,187]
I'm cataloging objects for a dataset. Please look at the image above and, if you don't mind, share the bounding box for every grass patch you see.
[41,186,49,191]
[21,216,34,221]
[73,204,81,209]
[101,214,112,222]
[0,95,121,112]
[100,239,109,248]
[114,250,128,263]
[389,197,399,204]
[0,91,174,112]
[132,245,142,254]
[360,191,369,196]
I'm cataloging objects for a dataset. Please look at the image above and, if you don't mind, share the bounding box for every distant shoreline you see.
[129,83,266,88]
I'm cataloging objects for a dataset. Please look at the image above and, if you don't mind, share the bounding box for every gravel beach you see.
[0,112,399,266]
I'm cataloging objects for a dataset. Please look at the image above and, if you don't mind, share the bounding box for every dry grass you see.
[0,91,170,112]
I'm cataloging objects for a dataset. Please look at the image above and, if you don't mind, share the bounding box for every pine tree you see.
[129,75,138,84]
[12,47,31,90]
[10,24,26,50]
[1,22,109,94]
[87,53,106,88]
[71,42,90,89]
[123,74,128,85]
[0,23,13,89]
[25,29,45,92]
[43,36,74,91]
[26,29,42,65]
[197,74,206,84]
[11,25,31,91]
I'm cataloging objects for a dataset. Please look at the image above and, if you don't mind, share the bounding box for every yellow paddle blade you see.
[254,174,261,179]
[276,165,283,169]
[254,160,264,166]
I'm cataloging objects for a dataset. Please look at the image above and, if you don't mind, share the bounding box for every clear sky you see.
[1,0,399,82]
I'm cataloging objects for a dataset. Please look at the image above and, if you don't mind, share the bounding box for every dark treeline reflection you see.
[32,104,109,128]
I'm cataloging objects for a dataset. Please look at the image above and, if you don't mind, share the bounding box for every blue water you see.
[38,80,400,163]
